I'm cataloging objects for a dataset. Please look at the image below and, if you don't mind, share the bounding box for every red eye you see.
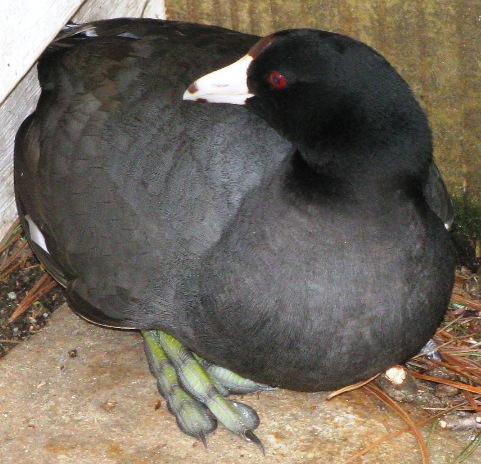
[268,71,287,89]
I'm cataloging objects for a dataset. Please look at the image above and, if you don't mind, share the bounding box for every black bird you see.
[14,18,455,448]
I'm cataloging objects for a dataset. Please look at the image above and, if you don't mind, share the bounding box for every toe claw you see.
[198,431,208,449]
[244,429,265,455]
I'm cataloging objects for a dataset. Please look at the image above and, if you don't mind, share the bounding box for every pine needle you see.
[9,273,57,322]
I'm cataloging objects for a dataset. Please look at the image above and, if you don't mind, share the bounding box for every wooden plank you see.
[0,0,166,238]
[0,0,83,106]
[74,0,166,23]
[0,0,166,105]
[0,72,40,236]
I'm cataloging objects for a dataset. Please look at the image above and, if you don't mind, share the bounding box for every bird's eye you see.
[267,71,287,89]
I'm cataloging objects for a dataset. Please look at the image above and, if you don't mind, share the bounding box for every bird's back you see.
[14,19,293,328]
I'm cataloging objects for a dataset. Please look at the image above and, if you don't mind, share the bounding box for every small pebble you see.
[426,366,456,380]
[434,384,460,398]
[375,366,418,402]
[7,292,17,300]
[101,401,118,411]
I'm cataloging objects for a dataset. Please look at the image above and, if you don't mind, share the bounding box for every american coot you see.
[15,18,455,448]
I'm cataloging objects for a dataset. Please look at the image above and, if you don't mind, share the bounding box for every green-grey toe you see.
[142,329,264,450]
[142,330,216,441]
[194,354,275,395]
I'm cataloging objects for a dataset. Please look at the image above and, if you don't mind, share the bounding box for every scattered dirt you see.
[0,266,65,357]
[0,221,65,358]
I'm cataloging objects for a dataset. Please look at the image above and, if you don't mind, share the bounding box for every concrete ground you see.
[0,304,477,464]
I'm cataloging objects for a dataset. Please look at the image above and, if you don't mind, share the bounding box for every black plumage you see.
[15,19,454,397]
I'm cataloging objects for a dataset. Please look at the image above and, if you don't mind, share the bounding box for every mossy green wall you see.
[165,0,481,245]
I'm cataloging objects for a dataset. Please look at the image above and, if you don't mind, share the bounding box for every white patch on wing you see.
[84,27,98,37]
[63,24,98,37]
[25,215,49,254]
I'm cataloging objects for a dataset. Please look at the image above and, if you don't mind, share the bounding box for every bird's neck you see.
[293,141,431,202]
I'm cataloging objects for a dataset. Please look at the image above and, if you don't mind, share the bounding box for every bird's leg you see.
[142,330,264,451]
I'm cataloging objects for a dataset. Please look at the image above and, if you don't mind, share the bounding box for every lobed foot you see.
[142,330,267,451]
